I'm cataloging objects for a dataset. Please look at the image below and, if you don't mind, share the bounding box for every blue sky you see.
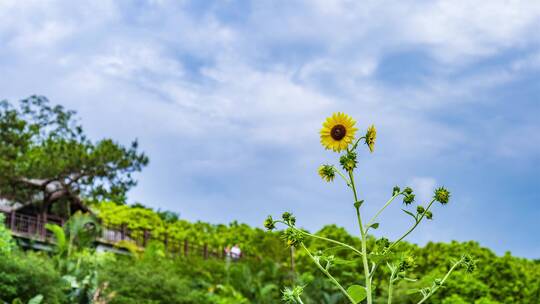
[0,1,539,258]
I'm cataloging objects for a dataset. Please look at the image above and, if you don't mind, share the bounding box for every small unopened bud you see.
[434,187,450,205]
[416,205,425,214]
[282,212,296,225]
[392,186,401,196]
[264,215,276,230]
[403,194,415,205]
[462,255,476,273]
[282,228,304,247]
[425,211,433,220]
[403,187,413,195]
[339,151,357,172]
[398,256,415,272]
[318,165,336,182]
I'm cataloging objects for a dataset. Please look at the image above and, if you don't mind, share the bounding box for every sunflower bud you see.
[434,187,450,205]
[392,186,401,196]
[403,194,415,205]
[425,210,433,220]
[339,151,357,172]
[365,124,377,153]
[398,256,415,272]
[462,255,476,273]
[282,212,296,226]
[403,187,413,195]
[264,215,276,231]
[416,205,425,214]
[318,165,336,182]
[282,228,304,247]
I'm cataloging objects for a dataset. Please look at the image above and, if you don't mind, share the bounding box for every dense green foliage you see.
[0,251,68,303]
[1,206,539,303]
[0,214,14,255]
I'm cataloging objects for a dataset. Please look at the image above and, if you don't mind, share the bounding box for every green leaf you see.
[346,285,367,303]
[402,209,417,221]
[369,223,379,229]
[28,295,44,304]
[354,200,364,209]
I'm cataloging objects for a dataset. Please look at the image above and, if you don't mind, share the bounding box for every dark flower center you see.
[331,124,347,140]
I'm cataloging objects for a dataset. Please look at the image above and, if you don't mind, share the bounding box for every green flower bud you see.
[339,151,357,172]
[403,187,413,195]
[318,165,336,182]
[282,212,296,226]
[398,256,415,272]
[425,210,433,220]
[392,186,401,196]
[434,187,450,205]
[282,228,304,247]
[264,215,276,231]
[403,193,415,205]
[416,205,425,214]
[462,255,476,273]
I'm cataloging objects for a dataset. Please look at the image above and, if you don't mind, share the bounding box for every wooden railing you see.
[1,210,240,260]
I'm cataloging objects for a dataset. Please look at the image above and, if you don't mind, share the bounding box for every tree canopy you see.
[0,96,148,215]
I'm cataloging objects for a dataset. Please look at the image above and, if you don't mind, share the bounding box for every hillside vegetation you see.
[1,203,539,304]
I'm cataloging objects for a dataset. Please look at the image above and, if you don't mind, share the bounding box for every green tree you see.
[0,96,148,215]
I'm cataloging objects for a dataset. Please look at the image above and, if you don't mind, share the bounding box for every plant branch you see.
[301,243,357,304]
[275,221,363,257]
[387,199,436,251]
[366,192,401,231]
[416,258,463,304]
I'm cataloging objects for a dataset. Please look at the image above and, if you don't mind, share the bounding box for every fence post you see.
[143,230,149,247]
[184,239,189,256]
[41,212,47,240]
[121,224,126,240]
[10,211,16,230]
[164,232,168,252]
[203,243,208,259]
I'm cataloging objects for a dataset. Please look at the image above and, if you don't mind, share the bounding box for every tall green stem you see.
[301,243,357,304]
[387,268,397,304]
[349,171,372,304]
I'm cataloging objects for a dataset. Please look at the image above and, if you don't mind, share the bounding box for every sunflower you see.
[320,112,358,152]
[365,124,376,153]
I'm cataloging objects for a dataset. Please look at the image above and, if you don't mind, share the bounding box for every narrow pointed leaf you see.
[401,209,417,221]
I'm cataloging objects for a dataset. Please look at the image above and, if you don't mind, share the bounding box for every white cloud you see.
[0,0,539,257]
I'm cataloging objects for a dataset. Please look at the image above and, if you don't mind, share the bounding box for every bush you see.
[0,252,68,303]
